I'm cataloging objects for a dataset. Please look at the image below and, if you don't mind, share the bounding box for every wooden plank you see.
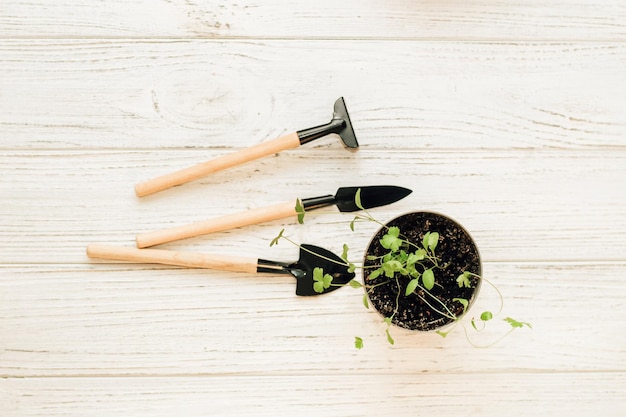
[1,40,624,150]
[1,373,624,417]
[2,1,624,415]
[1,262,624,377]
[1,0,625,40]
[1,148,624,263]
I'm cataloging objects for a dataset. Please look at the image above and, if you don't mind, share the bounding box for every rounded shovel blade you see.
[292,244,355,296]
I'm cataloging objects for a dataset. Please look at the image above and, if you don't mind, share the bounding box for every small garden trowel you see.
[136,185,412,248]
[87,243,355,296]
[135,97,358,197]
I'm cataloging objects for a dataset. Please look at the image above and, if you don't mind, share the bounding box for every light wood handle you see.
[86,244,258,273]
[135,132,301,197]
[136,201,297,248]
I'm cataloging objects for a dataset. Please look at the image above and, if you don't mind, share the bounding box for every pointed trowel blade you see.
[334,185,412,212]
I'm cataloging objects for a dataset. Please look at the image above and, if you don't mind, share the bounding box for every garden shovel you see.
[135,97,358,197]
[86,243,355,296]
[136,185,412,248]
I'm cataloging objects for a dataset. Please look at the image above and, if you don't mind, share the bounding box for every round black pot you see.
[363,211,482,331]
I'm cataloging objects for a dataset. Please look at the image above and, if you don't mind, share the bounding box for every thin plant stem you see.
[462,324,517,348]
[471,273,504,316]
[417,293,457,321]
[279,235,350,268]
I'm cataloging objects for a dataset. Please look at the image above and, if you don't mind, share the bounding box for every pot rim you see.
[362,210,483,332]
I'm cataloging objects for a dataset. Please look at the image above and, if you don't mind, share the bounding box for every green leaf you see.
[480,311,493,321]
[312,267,333,293]
[341,244,349,262]
[380,230,402,252]
[504,317,532,329]
[354,188,364,210]
[313,267,323,281]
[368,268,382,280]
[350,217,357,232]
[453,297,469,313]
[382,260,403,278]
[422,269,435,290]
[323,274,333,288]
[471,318,478,330]
[428,232,439,251]
[409,268,421,279]
[270,229,284,247]
[385,328,395,345]
[457,271,472,288]
[405,278,419,296]
[436,330,449,338]
[407,250,425,266]
[313,281,324,293]
[354,336,364,350]
[422,232,431,250]
[349,279,362,289]
[362,293,369,309]
[295,199,305,224]
[348,263,356,273]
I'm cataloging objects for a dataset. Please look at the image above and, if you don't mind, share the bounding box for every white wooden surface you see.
[1,1,625,416]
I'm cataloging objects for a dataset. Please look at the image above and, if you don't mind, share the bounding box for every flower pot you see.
[363,211,482,331]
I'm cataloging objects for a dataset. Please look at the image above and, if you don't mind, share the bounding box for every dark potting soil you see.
[363,211,482,331]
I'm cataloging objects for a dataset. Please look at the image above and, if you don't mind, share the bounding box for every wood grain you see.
[135,200,300,248]
[2,0,625,40]
[2,0,625,415]
[1,262,624,377]
[135,132,301,196]
[1,373,624,417]
[1,41,624,151]
[1,148,624,263]
[85,244,260,273]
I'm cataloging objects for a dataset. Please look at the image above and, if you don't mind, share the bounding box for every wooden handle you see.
[136,201,297,248]
[86,244,258,273]
[135,132,301,197]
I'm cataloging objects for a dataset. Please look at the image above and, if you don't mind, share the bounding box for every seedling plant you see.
[271,190,530,349]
